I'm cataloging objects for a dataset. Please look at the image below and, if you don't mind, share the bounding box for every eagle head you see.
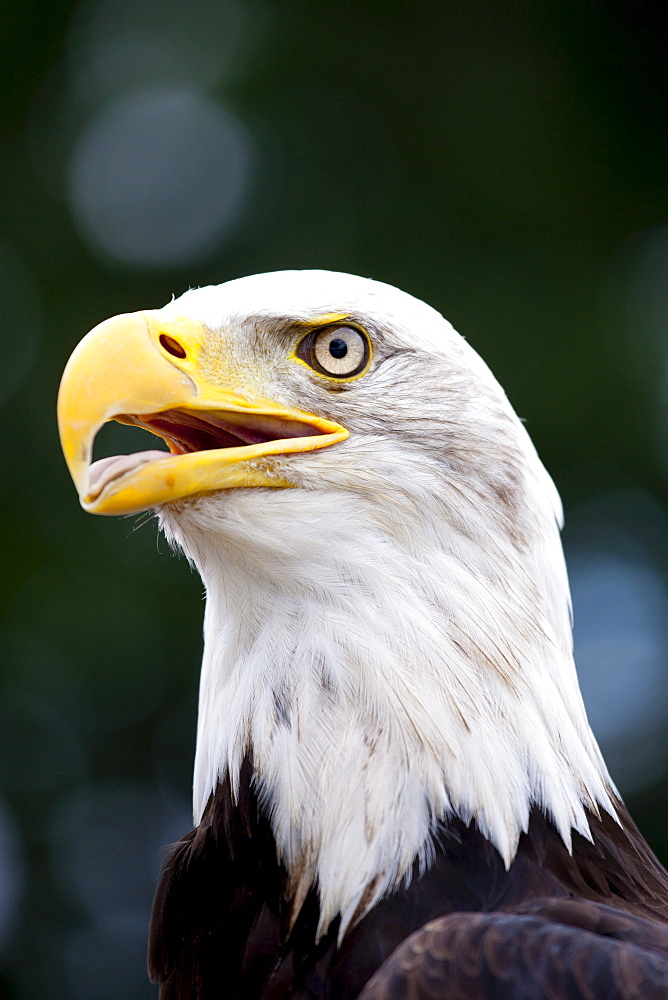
[58,270,615,935]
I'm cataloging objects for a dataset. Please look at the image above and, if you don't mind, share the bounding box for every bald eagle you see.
[58,271,668,999]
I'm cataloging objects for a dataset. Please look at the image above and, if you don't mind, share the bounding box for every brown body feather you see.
[148,758,668,1000]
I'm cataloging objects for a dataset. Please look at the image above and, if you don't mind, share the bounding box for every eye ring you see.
[296,325,370,379]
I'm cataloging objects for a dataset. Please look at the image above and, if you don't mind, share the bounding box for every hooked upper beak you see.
[57,310,348,515]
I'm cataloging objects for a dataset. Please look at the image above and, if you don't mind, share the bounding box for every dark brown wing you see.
[358,905,668,1000]
[147,760,289,1000]
[147,782,668,1000]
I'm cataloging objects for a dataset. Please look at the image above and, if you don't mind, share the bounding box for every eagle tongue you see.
[87,451,169,499]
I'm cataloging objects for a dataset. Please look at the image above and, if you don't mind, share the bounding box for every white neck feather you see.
[160,433,616,938]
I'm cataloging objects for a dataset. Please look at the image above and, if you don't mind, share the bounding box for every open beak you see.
[57,310,348,515]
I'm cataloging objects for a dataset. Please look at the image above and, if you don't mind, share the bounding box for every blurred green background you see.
[1,1,668,997]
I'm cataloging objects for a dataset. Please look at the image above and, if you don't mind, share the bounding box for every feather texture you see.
[138,270,668,997]
[360,910,668,1000]
[148,760,668,999]
[158,271,617,933]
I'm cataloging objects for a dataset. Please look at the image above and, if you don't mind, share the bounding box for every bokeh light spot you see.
[49,782,190,1000]
[0,798,23,955]
[68,88,253,267]
[565,488,668,792]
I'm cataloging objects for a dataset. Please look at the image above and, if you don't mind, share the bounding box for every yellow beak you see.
[57,310,348,515]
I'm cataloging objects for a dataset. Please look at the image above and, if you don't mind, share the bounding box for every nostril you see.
[160,334,187,359]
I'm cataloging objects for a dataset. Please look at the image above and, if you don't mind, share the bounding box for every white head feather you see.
[156,270,616,937]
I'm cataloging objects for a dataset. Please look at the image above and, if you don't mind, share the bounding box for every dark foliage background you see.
[1,2,667,997]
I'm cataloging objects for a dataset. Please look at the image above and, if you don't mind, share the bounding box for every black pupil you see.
[329,338,348,359]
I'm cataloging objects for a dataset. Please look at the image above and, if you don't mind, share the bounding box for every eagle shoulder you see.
[147,762,668,1000]
[359,906,668,1000]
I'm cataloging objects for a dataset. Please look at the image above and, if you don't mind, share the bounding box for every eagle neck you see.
[161,482,616,937]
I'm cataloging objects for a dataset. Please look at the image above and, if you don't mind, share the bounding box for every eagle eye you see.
[297,325,370,378]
